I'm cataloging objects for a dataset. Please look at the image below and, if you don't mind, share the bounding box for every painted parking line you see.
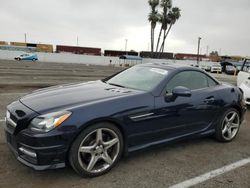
[169,157,250,188]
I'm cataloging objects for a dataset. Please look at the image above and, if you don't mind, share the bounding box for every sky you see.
[0,0,249,56]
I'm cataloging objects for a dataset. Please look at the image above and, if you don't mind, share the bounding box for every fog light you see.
[19,147,37,158]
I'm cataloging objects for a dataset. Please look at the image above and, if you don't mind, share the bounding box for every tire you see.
[69,122,123,177]
[32,58,36,61]
[215,108,240,142]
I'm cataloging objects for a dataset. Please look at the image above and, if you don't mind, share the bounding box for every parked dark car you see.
[225,65,238,75]
[5,63,246,177]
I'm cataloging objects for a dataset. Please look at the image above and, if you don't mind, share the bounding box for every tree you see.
[158,7,181,53]
[148,0,159,54]
[155,0,172,53]
[148,0,181,57]
[209,51,221,62]
[210,51,219,56]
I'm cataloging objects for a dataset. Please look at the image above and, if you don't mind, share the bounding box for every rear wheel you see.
[69,123,123,177]
[215,108,240,142]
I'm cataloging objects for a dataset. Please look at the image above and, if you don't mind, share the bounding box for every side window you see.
[207,76,217,87]
[166,71,212,93]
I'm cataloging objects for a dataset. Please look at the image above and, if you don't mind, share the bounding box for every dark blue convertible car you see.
[5,63,246,177]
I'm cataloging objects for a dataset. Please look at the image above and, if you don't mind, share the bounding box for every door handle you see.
[204,97,215,103]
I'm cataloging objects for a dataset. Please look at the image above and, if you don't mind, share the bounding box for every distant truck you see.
[14,53,38,61]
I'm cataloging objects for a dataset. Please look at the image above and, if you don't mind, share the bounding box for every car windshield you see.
[106,66,168,91]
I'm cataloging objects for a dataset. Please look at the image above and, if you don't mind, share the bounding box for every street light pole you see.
[197,37,202,66]
[24,33,27,43]
[125,39,128,52]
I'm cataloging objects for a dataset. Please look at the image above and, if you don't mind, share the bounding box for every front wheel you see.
[215,108,240,142]
[69,123,123,177]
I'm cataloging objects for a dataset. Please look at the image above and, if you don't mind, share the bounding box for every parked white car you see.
[199,64,211,71]
[210,63,222,73]
[237,59,250,105]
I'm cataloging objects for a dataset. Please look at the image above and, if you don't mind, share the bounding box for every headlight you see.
[29,111,72,132]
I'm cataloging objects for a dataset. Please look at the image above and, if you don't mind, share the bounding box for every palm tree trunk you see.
[162,29,166,53]
[159,23,173,54]
[156,26,163,53]
[152,28,154,52]
[151,28,153,56]
[157,29,166,58]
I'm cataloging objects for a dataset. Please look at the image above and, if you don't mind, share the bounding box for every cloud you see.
[0,0,249,56]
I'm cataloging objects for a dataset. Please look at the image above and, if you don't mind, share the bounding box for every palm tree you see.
[155,13,163,53]
[156,0,172,53]
[148,0,159,54]
[159,7,181,53]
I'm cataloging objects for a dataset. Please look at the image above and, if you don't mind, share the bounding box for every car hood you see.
[20,80,143,114]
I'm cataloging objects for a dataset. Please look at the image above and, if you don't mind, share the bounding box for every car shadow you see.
[122,136,216,161]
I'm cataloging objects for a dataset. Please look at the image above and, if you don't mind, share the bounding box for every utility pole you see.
[206,45,209,56]
[77,36,79,46]
[125,39,128,52]
[24,33,27,43]
[197,37,202,66]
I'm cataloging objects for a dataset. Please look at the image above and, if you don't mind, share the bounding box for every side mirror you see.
[172,86,191,97]
[165,86,191,102]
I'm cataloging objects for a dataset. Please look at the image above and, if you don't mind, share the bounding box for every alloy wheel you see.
[221,111,240,141]
[77,128,120,174]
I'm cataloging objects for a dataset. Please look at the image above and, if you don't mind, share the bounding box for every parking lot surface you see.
[0,60,249,188]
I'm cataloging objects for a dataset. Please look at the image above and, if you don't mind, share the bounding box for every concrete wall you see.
[0,49,200,66]
[0,50,118,65]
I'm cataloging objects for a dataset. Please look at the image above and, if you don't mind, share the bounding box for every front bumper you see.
[5,100,79,170]
[4,126,75,170]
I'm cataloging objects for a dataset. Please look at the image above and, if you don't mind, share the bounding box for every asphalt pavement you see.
[0,60,249,188]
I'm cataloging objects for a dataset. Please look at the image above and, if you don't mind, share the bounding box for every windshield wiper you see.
[107,82,126,88]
